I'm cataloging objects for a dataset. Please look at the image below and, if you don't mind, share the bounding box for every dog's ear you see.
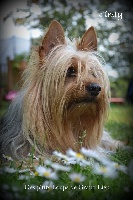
[39,20,65,58]
[78,26,97,51]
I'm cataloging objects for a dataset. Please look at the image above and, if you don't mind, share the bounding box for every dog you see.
[0,20,123,160]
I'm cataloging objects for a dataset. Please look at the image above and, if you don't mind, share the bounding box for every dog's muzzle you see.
[86,83,101,96]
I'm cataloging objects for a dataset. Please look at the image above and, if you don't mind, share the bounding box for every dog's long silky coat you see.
[0,20,123,160]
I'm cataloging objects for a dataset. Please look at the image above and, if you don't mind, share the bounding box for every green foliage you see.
[13,53,29,69]
[110,77,129,97]
[0,101,9,117]
[105,104,133,146]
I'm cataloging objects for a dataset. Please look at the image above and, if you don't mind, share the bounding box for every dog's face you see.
[64,55,106,109]
[38,20,109,112]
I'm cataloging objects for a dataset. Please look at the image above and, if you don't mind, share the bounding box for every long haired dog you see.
[0,20,123,160]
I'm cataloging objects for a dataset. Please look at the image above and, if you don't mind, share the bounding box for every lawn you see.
[0,103,133,200]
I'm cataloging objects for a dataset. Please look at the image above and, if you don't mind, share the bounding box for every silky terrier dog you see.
[0,20,123,160]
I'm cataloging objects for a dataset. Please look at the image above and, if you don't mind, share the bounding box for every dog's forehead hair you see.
[65,52,102,71]
[66,44,101,63]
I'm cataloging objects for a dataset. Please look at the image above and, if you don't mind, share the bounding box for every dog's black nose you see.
[86,83,101,96]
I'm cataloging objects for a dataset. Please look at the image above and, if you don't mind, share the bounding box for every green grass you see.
[0,101,9,117]
[0,103,133,200]
[106,104,133,147]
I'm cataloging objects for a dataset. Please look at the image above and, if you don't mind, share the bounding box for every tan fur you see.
[19,20,113,156]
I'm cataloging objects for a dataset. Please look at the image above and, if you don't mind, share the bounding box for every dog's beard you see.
[66,96,100,121]
[67,95,98,110]
[60,95,103,151]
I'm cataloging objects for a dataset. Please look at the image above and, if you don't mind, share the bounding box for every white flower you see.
[81,147,128,174]
[4,167,17,173]
[66,149,85,160]
[35,166,58,180]
[79,159,91,167]
[111,162,127,174]
[53,150,90,166]
[44,159,52,166]
[53,150,77,165]
[93,163,118,179]
[62,158,77,165]
[44,157,71,171]
[2,154,13,161]
[19,169,30,173]
[51,163,71,172]
[66,149,91,167]
[80,147,112,166]
[69,173,86,183]
[53,151,69,160]
[81,148,102,160]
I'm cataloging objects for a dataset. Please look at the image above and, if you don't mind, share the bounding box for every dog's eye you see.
[66,66,77,78]
[92,72,97,78]
[90,69,97,78]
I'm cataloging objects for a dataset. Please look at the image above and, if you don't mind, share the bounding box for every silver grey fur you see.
[0,91,30,160]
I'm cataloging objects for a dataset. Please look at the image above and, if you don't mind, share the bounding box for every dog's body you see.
[0,20,123,160]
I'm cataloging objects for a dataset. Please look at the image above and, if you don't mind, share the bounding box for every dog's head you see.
[23,20,110,152]
[37,20,110,112]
